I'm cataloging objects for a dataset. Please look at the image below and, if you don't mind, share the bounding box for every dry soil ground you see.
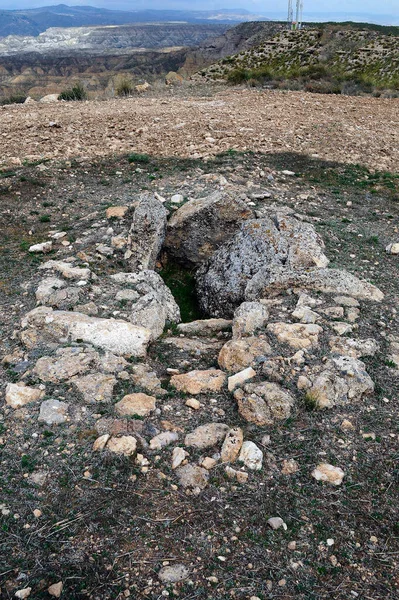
[1,88,399,172]
[0,88,398,600]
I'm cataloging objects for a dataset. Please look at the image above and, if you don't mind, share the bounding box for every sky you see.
[0,0,397,22]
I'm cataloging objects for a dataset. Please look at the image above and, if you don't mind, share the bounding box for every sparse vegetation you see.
[58,83,87,102]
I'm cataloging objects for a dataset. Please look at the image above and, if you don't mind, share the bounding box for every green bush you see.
[58,83,87,102]
[116,77,133,97]
[0,94,27,106]
[227,68,251,85]
[128,153,150,164]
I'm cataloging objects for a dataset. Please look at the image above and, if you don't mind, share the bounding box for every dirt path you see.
[1,88,398,171]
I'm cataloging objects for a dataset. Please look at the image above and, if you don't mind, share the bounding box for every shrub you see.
[128,153,150,164]
[0,94,27,106]
[116,76,133,97]
[58,83,87,102]
[227,68,251,85]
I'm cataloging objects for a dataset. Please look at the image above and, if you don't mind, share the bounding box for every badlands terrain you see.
[0,84,399,600]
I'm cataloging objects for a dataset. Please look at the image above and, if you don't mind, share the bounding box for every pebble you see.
[15,589,31,599]
[185,398,201,410]
[267,517,287,531]
[48,582,63,598]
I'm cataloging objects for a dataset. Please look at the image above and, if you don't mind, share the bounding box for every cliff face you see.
[0,23,230,57]
[181,21,286,73]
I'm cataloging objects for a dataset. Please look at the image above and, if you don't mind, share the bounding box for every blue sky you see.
[0,0,397,21]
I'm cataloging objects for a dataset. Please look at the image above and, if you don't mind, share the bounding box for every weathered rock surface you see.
[246,265,384,303]
[308,355,374,408]
[5,382,44,408]
[21,306,152,357]
[110,270,180,340]
[176,464,209,490]
[126,195,167,271]
[170,369,226,394]
[312,463,344,485]
[38,399,69,425]
[39,260,91,281]
[267,322,323,350]
[177,318,232,336]
[232,301,269,338]
[35,277,65,304]
[165,191,253,266]
[234,381,294,425]
[197,213,329,316]
[239,441,263,470]
[185,423,229,449]
[33,347,97,382]
[221,427,243,462]
[158,564,190,583]
[107,436,137,456]
[227,366,256,392]
[72,373,117,403]
[218,337,272,373]
[328,337,379,358]
[115,393,156,417]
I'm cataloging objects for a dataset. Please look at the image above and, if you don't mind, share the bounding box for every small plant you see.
[39,214,51,223]
[0,94,27,106]
[304,390,320,411]
[116,76,133,97]
[58,83,87,102]
[128,153,150,164]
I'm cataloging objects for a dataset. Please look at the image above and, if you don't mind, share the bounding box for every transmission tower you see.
[287,0,303,30]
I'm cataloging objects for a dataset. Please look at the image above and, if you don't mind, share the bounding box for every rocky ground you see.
[0,94,399,600]
[1,89,399,172]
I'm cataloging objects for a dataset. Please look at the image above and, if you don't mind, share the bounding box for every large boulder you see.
[20,306,151,357]
[110,270,180,340]
[196,213,328,317]
[164,191,253,266]
[126,195,167,271]
[246,265,384,303]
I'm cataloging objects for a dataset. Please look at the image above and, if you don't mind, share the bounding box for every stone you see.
[221,427,243,463]
[29,241,52,253]
[15,589,32,599]
[131,363,166,396]
[234,382,294,426]
[5,383,44,408]
[164,336,224,356]
[106,206,128,219]
[165,190,253,266]
[45,287,82,310]
[232,301,269,338]
[127,195,167,271]
[281,459,299,475]
[297,375,311,390]
[38,399,69,425]
[149,431,179,450]
[201,457,217,469]
[218,337,272,373]
[33,347,97,382]
[239,441,263,470]
[39,93,59,103]
[333,296,359,307]
[110,270,180,340]
[312,463,344,486]
[158,564,190,583]
[329,337,379,358]
[267,517,288,530]
[331,322,353,336]
[322,306,345,319]
[107,436,137,456]
[115,393,156,417]
[21,306,152,357]
[292,306,320,324]
[96,244,114,257]
[172,447,188,469]
[386,243,399,254]
[48,582,63,598]
[176,464,209,490]
[177,318,232,336]
[76,302,98,315]
[267,322,323,350]
[341,419,355,431]
[35,277,66,304]
[246,265,383,304]
[197,213,328,317]
[171,194,184,204]
[170,369,226,395]
[308,356,374,409]
[185,398,201,410]
[72,373,117,403]
[111,235,128,249]
[228,367,256,392]
[39,260,91,281]
[185,423,229,449]
[93,434,110,451]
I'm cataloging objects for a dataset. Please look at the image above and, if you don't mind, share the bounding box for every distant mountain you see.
[0,4,269,38]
